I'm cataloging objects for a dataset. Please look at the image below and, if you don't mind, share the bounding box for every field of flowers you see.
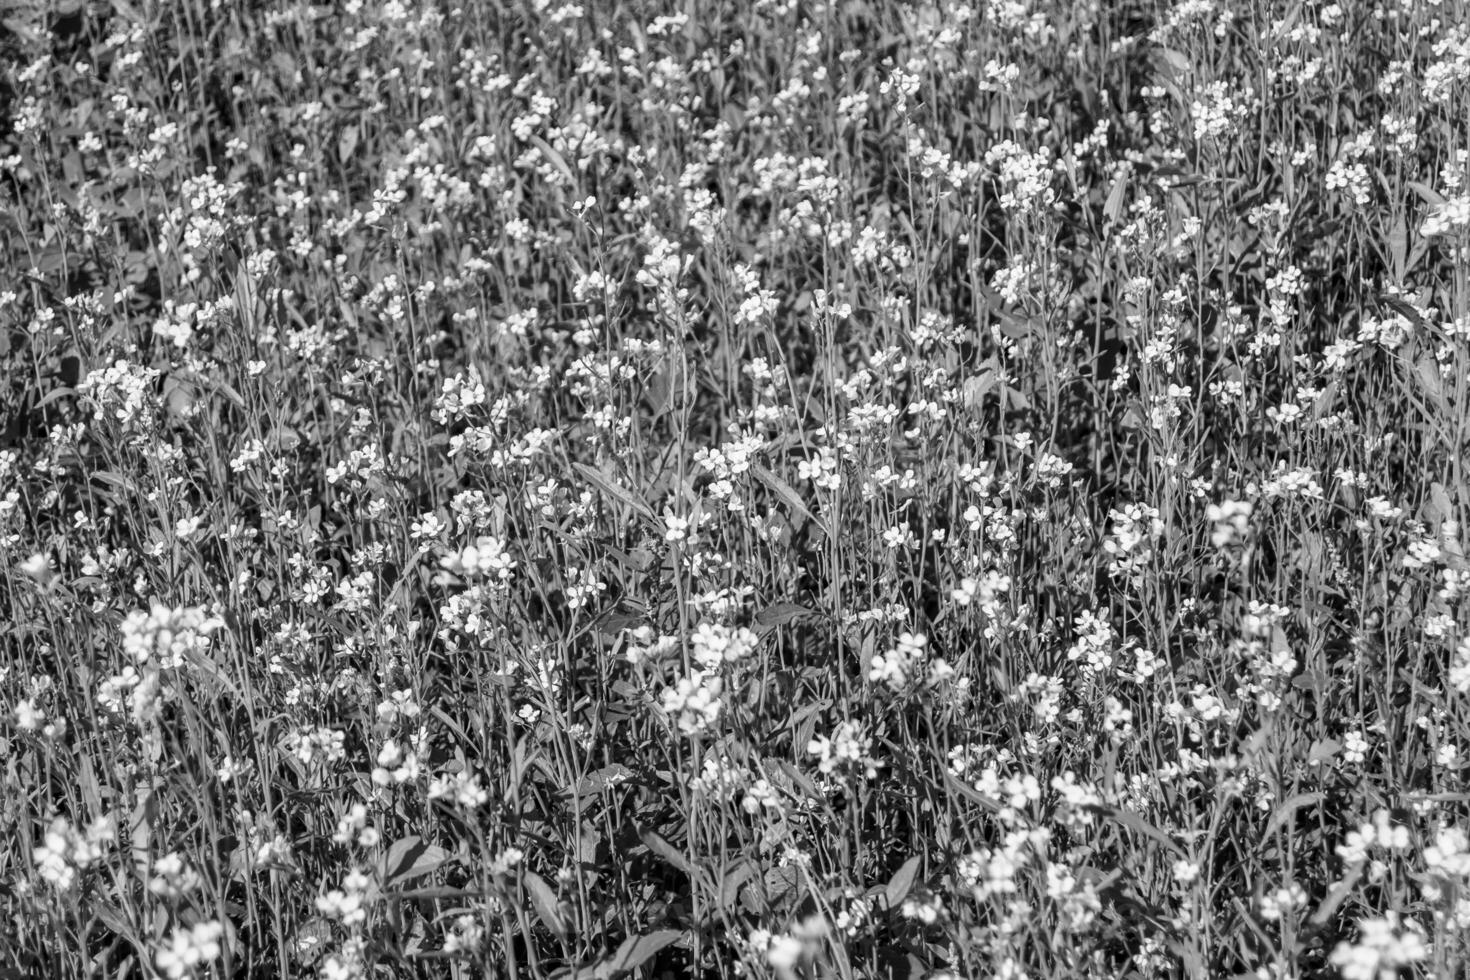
[3,0,1470,976]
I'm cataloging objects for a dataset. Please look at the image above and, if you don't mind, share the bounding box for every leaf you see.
[1100,805,1184,858]
[1263,792,1323,839]
[718,860,758,909]
[529,135,577,186]
[1306,738,1341,765]
[392,886,486,901]
[1415,353,1446,407]
[234,264,259,334]
[579,760,631,796]
[1001,383,1031,411]
[1292,671,1331,700]
[89,897,152,967]
[89,470,139,496]
[1152,47,1192,81]
[1103,171,1128,223]
[34,385,75,411]
[644,368,674,416]
[638,827,692,874]
[291,917,333,965]
[1407,180,1447,207]
[573,462,656,523]
[91,897,138,941]
[1311,381,1337,421]
[592,606,645,637]
[1310,866,1361,927]
[1429,482,1454,521]
[597,930,683,978]
[883,856,923,911]
[383,836,449,889]
[130,791,157,873]
[770,759,824,802]
[337,125,359,164]
[762,864,801,905]
[942,770,1000,813]
[523,871,569,938]
[195,371,247,410]
[1378,293,1429,330]
[959,369,997,411]
[1389,213,1407,282]
[754,602,814,632]
[1406,234,1431,275]
[750,462,831,539]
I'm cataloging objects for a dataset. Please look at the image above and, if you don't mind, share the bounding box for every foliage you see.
[2,0,1470,978]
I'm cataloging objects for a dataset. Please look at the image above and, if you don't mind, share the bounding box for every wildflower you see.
[489,848,524,876]
[428,769,490,809]
[765,934,802,971]
[12,698,45,732]
[1342,730,1369,765]
[663,511,693,543]
[562,566,607,609]
[689,622,759,670]
[371,740,421,786]
[410,512,447,548]
[78,359,160,431]
[316,882,368,926]
[1205,499,1253,549]
[1172,859,1201,885]
[1329,914,1427,980]
[1104,503,1163,581]
[440,536,516,582]
[216,755,249,783]
[121,604,223,670]
[1422,195,1470,238]
[868,632,936,692]
[443,914,484,954]
[1259,881,1307,921]
[661,671,724,735]
[32,815,114,891]
[807,721,882,780]
[253,830,294,870]
[18,552,53,585]
[155,920,224,979]
[150,853,202,898]
[901,892,943,923]
[320,936,368,980]
[333,804,374,846]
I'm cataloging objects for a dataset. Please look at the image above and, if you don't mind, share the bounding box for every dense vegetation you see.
[3,0,1470,977]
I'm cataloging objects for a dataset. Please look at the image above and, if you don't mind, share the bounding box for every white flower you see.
[1329,914,1426,980]
[765,934,803,970]
[155,921,224,979]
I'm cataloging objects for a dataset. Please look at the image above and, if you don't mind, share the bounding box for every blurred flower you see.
[1206,500,1253,549]
[156,920,224,979]
[1329,914,1426,980]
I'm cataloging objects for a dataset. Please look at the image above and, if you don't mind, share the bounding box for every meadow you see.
[2,0,1470,976]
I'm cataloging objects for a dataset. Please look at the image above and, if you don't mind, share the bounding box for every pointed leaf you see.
[573,462,656,523]
[639,827,692,874]
[751,462,831,539]
[1310,866,1362,927]
[883,856,923,911]
[719,860,758,909]
[1408,180,1447,207]
[1101,806,1185,858]
[383,836,449,889]
[755,602,814,631]
[524,871,569,938]
[1263,792,1323,840]
[597,930,683,978]
[1416,353,1446,406]
[337,124,359,164]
